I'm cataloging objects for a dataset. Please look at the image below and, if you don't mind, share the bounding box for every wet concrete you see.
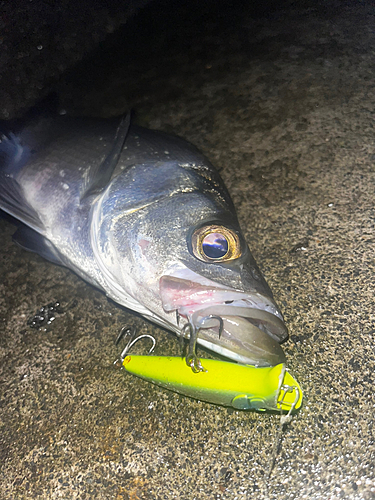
[1,1,375,498]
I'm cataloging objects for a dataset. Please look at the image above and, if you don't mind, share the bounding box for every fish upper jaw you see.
[159,270,288,366]
[159,272,287,340]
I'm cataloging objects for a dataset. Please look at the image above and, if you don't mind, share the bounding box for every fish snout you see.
[160,274,288,366]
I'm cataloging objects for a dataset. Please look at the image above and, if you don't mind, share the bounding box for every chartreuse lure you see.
[122,355,302,413]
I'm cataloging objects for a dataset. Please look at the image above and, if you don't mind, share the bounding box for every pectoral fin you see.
[12,225,64,266]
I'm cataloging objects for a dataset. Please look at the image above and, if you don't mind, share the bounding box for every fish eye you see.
[191,225,242,262]
[202,232,228,259]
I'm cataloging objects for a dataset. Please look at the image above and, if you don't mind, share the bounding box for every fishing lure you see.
[120,334,302,413]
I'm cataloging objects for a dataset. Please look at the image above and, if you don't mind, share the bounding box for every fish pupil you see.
[202,232,229,259]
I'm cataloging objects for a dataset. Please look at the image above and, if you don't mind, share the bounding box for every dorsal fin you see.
[80,113,131,201]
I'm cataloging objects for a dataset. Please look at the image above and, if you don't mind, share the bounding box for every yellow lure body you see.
[123,355,302,412]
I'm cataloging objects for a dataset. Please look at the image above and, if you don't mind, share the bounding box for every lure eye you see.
[191,225,242,262]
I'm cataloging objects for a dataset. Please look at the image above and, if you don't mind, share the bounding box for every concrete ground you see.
[1,1,374,498]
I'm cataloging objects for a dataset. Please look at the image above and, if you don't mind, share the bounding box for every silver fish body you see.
[0,114,288,366]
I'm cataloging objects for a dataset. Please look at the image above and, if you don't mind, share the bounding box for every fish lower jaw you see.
[174,303,288,367]
[179,302,288,343]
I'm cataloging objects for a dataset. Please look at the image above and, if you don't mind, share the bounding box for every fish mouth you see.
[159,270,288,367]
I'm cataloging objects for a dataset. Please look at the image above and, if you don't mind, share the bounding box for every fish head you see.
[91,160,288,366]
[159,218,288,367]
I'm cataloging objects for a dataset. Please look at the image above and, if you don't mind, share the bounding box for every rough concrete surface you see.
[1,0,375,499]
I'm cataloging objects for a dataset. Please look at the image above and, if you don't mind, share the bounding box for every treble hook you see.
[179,322,190,354]
[197,314,223,338]
[180,314,224,373]
[116,326,156,362]
[180,322,206,373]
[115,326,135,345]
[182,323,207,373]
